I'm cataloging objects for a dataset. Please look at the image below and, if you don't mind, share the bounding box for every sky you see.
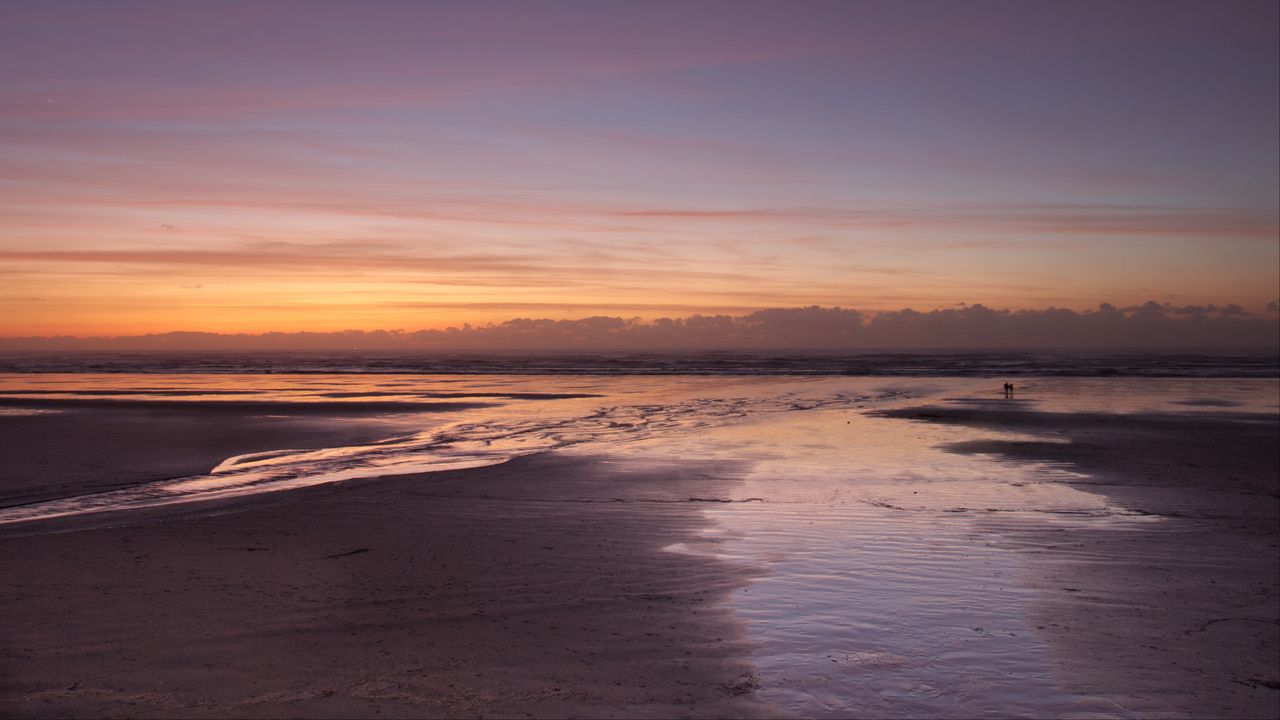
[2,0,1278,346]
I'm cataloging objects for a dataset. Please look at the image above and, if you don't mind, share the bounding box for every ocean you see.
[0,349,1276,377]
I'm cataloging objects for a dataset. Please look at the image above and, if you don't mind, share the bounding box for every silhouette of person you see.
[1003,382,1013,398]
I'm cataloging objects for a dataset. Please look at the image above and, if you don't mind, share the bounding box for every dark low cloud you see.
[2,302,1276,351]
[1161,303,1247,318]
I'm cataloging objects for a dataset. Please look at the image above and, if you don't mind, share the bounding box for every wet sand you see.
[0,402,464,508]
[0,453,768,719]
[882,401,1280,719]
[2,378,1278,718]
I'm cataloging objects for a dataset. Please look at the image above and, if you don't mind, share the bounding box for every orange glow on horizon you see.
[2,2,1276,341]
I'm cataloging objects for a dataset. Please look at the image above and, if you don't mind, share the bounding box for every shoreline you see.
[0,404,439,509]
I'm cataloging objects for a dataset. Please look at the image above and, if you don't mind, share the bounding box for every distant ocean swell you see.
[0,351,1276,377]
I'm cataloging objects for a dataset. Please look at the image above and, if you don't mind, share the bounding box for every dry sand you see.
[0,448,769,719]
[882,402,1280,719]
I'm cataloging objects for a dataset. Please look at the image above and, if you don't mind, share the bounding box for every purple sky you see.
[2,0,1277,344]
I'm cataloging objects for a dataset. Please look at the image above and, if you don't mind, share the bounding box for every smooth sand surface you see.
[4,380,1277,718]
[0,397,494,413]
[0,403,454,508]
[882,403,1280,719]
[0,453,768,719]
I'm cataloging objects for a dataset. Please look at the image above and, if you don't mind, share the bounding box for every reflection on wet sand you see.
[0,375,903,524]
[642,398,1149,718]
[645,378,1278,718]
[0,374,1276,718]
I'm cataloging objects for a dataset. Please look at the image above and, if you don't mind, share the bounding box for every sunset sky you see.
[2,0,1277,339]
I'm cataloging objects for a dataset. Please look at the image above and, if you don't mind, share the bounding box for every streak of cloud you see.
[1,1,1275,338]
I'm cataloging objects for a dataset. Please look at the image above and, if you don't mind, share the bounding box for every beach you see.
[882,395,1280,717]
[1,374,1277,718]
[0,403,470,509]
[1,453,768,719]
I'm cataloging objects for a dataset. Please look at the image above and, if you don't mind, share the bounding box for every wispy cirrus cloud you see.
[613,204,1279,240]
[0,242,768,282]
[2,2,1275,338]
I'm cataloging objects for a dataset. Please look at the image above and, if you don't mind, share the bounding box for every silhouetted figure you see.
[1003,382,1014,398]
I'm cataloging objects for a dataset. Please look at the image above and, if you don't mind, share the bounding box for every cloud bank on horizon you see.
[3,304,1276,351]
[1,1,1277,339]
